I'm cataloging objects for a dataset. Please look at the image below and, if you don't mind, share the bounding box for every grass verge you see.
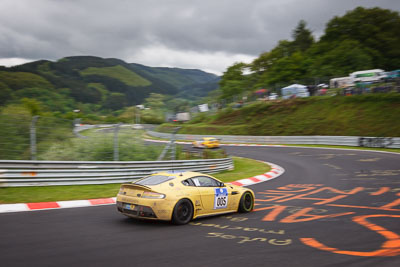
[283,144,400,153]
[144,133,399,154]
[213,157,270,183]
[0,157,271,204]
[161,94,400,137]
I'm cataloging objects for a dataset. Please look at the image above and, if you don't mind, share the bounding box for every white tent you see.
[282,84,307,90]
[281,84,309,99]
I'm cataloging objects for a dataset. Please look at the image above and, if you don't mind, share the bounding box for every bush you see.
[39,129,163,161]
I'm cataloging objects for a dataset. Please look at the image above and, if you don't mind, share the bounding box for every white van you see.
[349,69,386,83]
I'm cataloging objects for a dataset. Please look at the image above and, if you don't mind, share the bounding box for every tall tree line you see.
[219,7,400,99]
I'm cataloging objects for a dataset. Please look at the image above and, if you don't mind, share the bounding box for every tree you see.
[104,93,127,110]
[13,87,75,112]
[259,51,308,86]
[292,20,315,52]
[165,98,190,113]
[21,98,42,115]
[308,40,374,77]
[219,63,248,99]
[0,71,53,90]
[235,6,400,92]
[0,104,32,160]
[144,93,166,110]
[321,7,400,70]
[250,40,298,88]
[0,82,12,105]
[251,21,313,76]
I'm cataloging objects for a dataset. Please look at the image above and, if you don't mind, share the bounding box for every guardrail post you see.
[172,127,181,160]
[171,128,177,160]
[113,123,121,161]
[157,127,181,161]
[30,116,39,160]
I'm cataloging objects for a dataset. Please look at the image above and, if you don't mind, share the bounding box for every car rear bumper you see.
[116,194,174,220]
[117,201,158,219]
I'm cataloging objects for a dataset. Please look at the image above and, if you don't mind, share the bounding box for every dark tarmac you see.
[1,146,399,266]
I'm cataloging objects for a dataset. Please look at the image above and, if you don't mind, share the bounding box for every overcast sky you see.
[0,0,399,75]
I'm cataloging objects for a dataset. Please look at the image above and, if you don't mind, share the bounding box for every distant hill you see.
[0,56,219,111]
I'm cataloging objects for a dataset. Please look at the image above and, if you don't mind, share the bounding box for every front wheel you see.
[238,191,254,213]
[172,199,193,225]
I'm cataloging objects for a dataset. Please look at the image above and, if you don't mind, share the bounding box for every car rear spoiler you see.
[120,183,152,191]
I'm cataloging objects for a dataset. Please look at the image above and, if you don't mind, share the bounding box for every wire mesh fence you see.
[0,114,32,160]
[0,115,163,161]
[0,114,76,160]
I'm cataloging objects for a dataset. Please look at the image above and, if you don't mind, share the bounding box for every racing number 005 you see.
[216,196,227,207]
[214,188,228,209]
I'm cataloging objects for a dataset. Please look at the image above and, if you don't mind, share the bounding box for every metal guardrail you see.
[147,131,400,149]
[0,158,233,187]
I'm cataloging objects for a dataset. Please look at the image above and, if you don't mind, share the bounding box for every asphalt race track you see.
[1,146,399,266]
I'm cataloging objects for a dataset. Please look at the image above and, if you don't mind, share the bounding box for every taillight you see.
[141,192,166,199]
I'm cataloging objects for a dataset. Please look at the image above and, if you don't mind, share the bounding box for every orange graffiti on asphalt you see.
[255,184,400,256]
[301,215,400,257]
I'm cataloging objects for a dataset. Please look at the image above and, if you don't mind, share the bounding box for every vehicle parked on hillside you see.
[176,112,191,122]
[384,69,400,82]
[116,171,255,225]
[192,137,220,148]
[269,93,278,100]
[349,69,386,84]
[330,77,352,88]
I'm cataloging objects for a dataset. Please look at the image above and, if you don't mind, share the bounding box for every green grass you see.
[144,132,400,154]
[283,144,400,153]
[80,65,151,87]
[213,157,271,183]
[0,71,54,89]
[0,157,270,204]
[0,184,122,204]
[39,129,163,161]
[165,94,400,137]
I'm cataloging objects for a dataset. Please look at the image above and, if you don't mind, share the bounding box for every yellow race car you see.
[116,171,254,225]
[192,137,220,149]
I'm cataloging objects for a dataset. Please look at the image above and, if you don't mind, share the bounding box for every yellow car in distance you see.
[192,137,220,148]
[116,171,254,225]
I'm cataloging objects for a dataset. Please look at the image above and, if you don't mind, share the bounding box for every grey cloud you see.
[0,0,399,72]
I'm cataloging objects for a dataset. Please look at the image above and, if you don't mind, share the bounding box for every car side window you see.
[192,178,201,186]
[192,176,219,187]
[182,179,195,186]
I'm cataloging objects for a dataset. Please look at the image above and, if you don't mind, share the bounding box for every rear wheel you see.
[172,199,193,225]
[238,191,254,213]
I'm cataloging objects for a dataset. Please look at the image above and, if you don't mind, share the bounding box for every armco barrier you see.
[147,131,400,149]
[0,158,233,187]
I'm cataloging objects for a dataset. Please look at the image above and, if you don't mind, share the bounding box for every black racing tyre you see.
[238,191,254,213]
[172,199,194,225]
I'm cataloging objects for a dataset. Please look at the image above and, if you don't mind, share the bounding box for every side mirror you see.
[219,182,225,187]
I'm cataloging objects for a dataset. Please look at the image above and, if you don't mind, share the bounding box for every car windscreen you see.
[135,175,175,186]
